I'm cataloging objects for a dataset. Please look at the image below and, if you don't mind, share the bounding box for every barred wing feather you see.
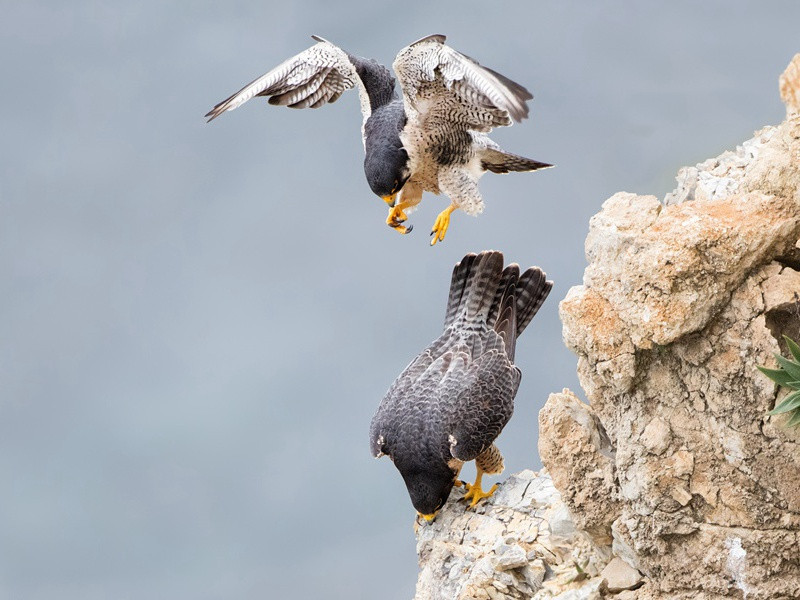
[392,34,532,133]
[205,37,360,122]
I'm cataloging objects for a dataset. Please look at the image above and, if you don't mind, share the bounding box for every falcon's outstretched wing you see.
[392,34,533,133]
[205,36,363,122]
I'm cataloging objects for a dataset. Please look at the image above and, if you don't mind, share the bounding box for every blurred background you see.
[1,1,798,598]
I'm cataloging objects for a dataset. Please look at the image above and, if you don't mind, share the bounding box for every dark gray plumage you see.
[370,251,552,518]
[205,35,552,244]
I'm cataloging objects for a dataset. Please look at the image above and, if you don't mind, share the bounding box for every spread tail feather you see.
[514,267,552,336]
[443,252,504,330]
[490,264,520,361]
[481,148,553,174]
[443,252,553,359]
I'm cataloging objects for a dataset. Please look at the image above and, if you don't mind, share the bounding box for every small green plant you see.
[567,560,589,583]
[758,335,800,428]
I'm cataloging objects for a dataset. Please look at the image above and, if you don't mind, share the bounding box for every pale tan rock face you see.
[599,557,643,593]
[538,390,619,547]
[550,55,800,600]
[413,471,609,600]
[576,190,800,350]
[414,54,800,600]
[780,53,800,117]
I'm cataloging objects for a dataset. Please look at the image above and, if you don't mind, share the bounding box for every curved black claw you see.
[388,221,414,235]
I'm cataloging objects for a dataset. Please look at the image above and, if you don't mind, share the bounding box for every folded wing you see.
[392,34,533,133]
[369,338,451,459]
[205,36,361,122]
[447,349,520,462]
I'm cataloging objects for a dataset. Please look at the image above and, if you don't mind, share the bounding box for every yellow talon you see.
[430,205,456,246]
[462,467,497,508]
[386,203,414,235]
[386,206,407,225]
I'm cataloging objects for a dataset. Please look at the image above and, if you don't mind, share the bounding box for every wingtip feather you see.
[410,33,447,46]
[204,107,223,122]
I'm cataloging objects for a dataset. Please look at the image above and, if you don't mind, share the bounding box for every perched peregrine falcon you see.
[206,35,552,245]
[369,251,552,520]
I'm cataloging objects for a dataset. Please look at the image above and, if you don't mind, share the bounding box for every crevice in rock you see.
[764,299,800,356]
[775,247,800,271]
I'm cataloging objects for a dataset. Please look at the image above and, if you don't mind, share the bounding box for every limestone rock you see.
[412,52,800,600]
[573,190,800,350]
[538,390,619,547]
[780,53,800,117]
[599,557,643,593]
[493,541,529,572]
[414,471,612,600]
[553,55,800,599]
[640,417,671,456]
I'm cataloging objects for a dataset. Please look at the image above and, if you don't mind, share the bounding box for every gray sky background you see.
[1,2,798,599]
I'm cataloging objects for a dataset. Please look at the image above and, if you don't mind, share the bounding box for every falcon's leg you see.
[386,201,416,234]
[476,443,505,475]
[463,466,497,508]
[463,444,504,508]
[430,203,457,246]
[386,182,422,235]
[434,166,483,246]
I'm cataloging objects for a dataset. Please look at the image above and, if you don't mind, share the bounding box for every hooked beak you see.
[382,193,397,208]
[417,511,438,522]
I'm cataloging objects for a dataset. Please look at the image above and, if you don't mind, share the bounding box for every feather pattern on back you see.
[370,251,552,471]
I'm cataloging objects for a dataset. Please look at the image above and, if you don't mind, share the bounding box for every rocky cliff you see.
[414,54,800,600]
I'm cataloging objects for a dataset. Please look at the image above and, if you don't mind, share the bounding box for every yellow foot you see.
[386,205,413,235]
[463,481,498,508]
[430,205,456,246]
[461,466,497,508]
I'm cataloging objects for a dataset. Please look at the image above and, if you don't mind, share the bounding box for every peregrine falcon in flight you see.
[206,35,552,245]
[369,251,552,520]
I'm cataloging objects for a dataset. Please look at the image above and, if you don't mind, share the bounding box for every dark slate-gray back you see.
[369,251,552,470]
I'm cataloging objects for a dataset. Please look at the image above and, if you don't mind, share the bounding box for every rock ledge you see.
[414,53,800,600]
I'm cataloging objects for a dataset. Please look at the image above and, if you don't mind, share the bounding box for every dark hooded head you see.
[364,144,410,206]
[361,95,410,206]
[401,465,456,521]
